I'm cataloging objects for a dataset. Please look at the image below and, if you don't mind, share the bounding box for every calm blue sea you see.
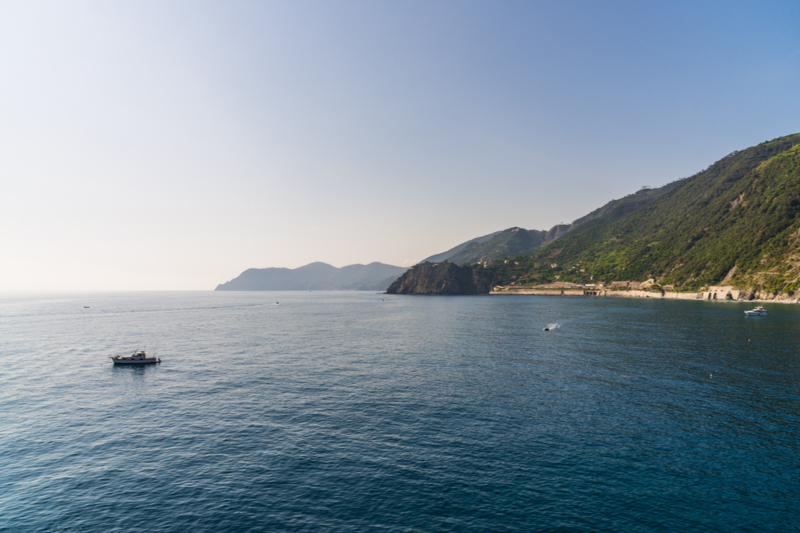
[1,291,798,532]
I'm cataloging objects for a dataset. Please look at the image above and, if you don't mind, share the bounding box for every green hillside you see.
[490,133,800,295]
[447,227,546,264]
[422,231,502,263]
[426,179,681,265]
[567,180,683,228]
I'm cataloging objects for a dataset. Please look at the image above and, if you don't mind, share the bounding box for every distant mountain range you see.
[390,132,800,297]
[215,262,408,291]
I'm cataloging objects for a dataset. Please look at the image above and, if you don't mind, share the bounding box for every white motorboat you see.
[744,306,767,316]
[109,349,161,364]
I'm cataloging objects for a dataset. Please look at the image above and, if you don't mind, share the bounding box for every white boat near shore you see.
[109,349,161,364]
[744,306,768,316]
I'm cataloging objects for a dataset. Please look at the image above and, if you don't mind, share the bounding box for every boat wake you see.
[543,323,562,331]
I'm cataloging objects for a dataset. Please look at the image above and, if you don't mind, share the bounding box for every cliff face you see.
[386,262,497,295]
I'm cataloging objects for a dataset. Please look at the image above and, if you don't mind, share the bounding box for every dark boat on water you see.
[109,349,161,365]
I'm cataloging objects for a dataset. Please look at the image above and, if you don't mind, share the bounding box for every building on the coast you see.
[702,286,742,300]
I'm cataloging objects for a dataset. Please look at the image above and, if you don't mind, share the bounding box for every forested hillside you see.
[488,133,800,294]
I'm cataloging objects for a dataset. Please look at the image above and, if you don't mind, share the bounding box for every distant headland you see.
[215,262,407,291]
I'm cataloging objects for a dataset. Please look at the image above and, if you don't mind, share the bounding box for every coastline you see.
[489,285,800,304]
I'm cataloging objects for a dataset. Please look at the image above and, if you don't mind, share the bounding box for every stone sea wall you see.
[490,285,800,303]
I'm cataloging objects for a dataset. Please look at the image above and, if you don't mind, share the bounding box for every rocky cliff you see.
[386,262,497,295]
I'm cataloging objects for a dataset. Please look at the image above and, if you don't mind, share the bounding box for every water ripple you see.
[1,292,798,532]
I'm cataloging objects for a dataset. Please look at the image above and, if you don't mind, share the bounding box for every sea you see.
[1,291,798,532]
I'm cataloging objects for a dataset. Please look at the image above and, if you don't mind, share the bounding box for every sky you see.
[1,0,799,290]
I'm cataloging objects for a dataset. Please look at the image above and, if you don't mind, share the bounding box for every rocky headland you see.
[386,262,497,295]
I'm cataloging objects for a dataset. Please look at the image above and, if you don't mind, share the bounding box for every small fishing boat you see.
[109,349,161,364]
[744,306,767,316]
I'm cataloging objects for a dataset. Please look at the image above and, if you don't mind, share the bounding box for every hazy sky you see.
[2,0,799,290]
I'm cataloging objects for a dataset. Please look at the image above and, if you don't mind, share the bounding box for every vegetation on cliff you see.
[488,133,800,295]
[422,231,501,263]
[446,228,546,264]
[425,179,681,266]
[397,133,800,297]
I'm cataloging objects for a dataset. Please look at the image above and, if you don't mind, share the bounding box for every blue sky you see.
[1,0,799,289]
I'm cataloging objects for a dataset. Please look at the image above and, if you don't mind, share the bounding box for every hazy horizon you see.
[2,0,799,290]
